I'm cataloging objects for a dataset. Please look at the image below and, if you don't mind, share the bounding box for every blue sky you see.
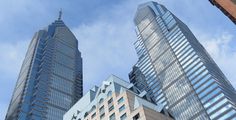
[0,0,236,118]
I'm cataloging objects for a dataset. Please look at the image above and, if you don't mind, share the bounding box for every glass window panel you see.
[178,47,193,62]
[99,105,105,113]
[109,105,114,112]
[172,38,188,51]
[51,75,73,94]
[109,113,116,120]
[54,51,74,68]
[91,112,96,119]
[201,89,221,104]
[186,63,204,77]
[188,66,206,80]
[167,19,176,29]
[185,61,202,75]
[175,45,192,57]
[108,98,113,105]
[164,76,192,105]
[165,15,174,24]
[119,105,126,112]
[207,99,229,113]
[209,101,231,119]
[56,41,75,58]
[195,79,214,93]
[218,109,236,120]
[203,93,224,108]
[199,83,218,99]
[162,11,171,20]
[180,54,198,67]
[159,62,182,88]
[173,41,190,56]
[193,75,211,87]
[118,97,124,104]
[190,70,209,85]
[169,33,184,46]
[120,113,127,120]
[168,31,182,44]
[167,29,181,43]
[48,90,72,109]
[52,63,74,80]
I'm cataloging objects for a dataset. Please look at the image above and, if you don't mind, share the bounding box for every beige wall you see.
[83,91,172,120]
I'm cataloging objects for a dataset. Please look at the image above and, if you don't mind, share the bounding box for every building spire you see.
[58,8,62,20]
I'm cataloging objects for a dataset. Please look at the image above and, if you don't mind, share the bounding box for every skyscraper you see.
[5,11,83,120]
[131,1,236,120]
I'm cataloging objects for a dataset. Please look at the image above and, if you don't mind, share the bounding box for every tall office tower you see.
[5,11,83,120]
[131,1,236,120]
[209,0,236,24]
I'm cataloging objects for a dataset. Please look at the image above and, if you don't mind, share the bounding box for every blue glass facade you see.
[131,2,236,120]
[129,66,149,92]
[5,17,83,120]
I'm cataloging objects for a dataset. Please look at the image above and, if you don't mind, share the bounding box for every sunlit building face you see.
[131,1,236,120]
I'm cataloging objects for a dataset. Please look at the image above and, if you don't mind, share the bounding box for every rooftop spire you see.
[58,8,62,20]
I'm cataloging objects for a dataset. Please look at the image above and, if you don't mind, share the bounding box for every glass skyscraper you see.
[131,1,236,120]
[5,12,83,120]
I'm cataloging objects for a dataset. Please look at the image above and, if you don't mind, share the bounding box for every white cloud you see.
[0,40,29,119]
[0,40,29,74]
[198,32,236,87]
[72,18,137,92]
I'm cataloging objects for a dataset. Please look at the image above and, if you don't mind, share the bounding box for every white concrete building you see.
[63,75,173,120]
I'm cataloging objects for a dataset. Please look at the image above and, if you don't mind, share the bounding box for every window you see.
[107,91,112,97]
[120,113,127,120]
[84,112,88,118]
[109,105,114,112]
[109,113,116,120]
[100,113,105,119]
[119,105,126,112]
[99,98,104,105]
[133,113,140,120]
[91,112,96,119]
[108,98,113,105]
[99,105,105,114]
[90,105,96,112]
[118,97,124,104]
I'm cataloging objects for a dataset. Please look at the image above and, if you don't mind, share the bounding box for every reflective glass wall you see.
[131,2,236,120]
[5,19,83,120]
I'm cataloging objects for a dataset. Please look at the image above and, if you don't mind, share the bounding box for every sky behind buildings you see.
[0,0,236,118]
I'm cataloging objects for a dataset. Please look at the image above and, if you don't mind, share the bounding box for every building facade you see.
[131,1,236,120]
[210,0,236,24]
[129,66,149,92]
[64,75,173,120]
[5,12,83,120]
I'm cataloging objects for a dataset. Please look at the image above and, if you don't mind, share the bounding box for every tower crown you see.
[58,9,62,20]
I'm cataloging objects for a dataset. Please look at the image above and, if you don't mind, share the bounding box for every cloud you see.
[197,32,236,87]
[0,40,29,73]
[0,40,29,119]
[72,8,138,91]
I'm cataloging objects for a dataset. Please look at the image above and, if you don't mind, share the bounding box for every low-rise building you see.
[63,75,173,120]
